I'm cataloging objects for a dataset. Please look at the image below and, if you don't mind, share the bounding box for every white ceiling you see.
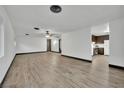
[91,23,109,36]
[4,5,124,36]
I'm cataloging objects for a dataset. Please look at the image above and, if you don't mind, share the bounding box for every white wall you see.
[16,36,47,53]
[109,18,124,67]
[0,6,16,84]
[0,24,4,57]
[51,38,59,52]
[62,28,92,60]
[123,26,124,64]
[61,18,124,66]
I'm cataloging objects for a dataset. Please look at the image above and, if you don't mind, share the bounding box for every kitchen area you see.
[91,23,110,56]
[91,35,109,56]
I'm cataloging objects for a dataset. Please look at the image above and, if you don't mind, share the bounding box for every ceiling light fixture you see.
[45,31,50,38]
[45,35,50,38]
[50,5,62,13]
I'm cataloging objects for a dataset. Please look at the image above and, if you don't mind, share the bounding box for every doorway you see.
[47,39,51,52]
[47,38,61,53]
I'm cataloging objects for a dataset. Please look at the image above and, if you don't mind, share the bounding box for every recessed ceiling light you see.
[34,27,40,30]
[50,5,62,13]
[25,33,29,36]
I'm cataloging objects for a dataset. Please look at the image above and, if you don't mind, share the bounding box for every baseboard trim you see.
[16,51,47,55]
[61,54,92,63]
[109,64,124,70]
[0,55,17,88]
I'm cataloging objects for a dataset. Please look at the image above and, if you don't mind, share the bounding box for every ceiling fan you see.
[33,27,60,38]
[41,31,60,38]
[45,31,51,38]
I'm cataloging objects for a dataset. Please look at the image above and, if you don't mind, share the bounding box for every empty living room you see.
[0,0,124,92]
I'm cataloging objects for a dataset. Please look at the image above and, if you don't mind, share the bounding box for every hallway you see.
[2,52,124,88]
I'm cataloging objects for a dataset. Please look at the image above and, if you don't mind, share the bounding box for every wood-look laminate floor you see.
[2,52,124,88]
